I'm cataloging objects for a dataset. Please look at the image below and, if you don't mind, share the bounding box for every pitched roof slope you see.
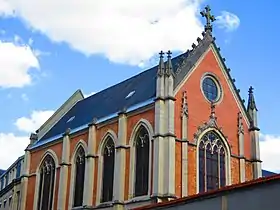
[0,170,5,176]
[34,31,248,148]
[262,169,277,177]
[39,53,187,143]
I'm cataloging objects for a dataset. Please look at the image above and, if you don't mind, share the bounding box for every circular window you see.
[202,76,220,102]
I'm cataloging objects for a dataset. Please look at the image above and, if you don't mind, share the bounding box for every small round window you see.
[202,76,220,102]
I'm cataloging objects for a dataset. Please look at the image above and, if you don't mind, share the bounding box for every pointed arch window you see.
[73,146,86,207]
[101,137,115,203]
[198,131,226,192]
[37,155,55,210]
[134,126,150,197]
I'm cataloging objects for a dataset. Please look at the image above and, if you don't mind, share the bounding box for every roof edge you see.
[0,155,24,178]
[133,174,280,210]
[37,89,84,140]
[29,97,155,150]
[210,42,252,126]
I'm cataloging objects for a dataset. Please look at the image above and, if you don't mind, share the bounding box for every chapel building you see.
[19,5,262,210]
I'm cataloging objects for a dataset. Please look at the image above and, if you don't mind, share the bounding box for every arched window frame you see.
[33,149,59,210]
[68,140,87,208]
[96,130,117,206]
[196,128,231,193]
[128,119,154,201]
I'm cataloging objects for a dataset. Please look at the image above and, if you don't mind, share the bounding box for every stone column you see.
[113,111,127,209]
[20,150,30,210]
[153,52,166,198]
[181,91,189,197]
[163,52,176,198]
[83,120,97,206]
[57,128,71,210]
[238,112,246,183]
[20,133,35,210]
[247,86,262,179]
[250,129,262,179]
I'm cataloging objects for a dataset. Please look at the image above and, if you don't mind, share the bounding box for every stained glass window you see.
[37,155,55,210]
[101,137,115,202]
[202,77,219,102]
[73,146,86,207]
[198,131,226,192]
[134,126,150,197]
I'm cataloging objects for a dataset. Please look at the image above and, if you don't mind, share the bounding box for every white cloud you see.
[28,37,33,45]
[216,11,240,32]
[0,41,40,88]
[33,49,51,57]
[15,110,54,133]
[0,133,29,169]
[0,0,205,66]
[0,0,14,16]
[21,93,28,101]
[260,133,280,173]
[0,110,55,169]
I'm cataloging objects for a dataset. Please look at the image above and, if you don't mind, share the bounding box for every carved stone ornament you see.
[238,112,244,134]
[193,103,224,141]
[181,91,188,117]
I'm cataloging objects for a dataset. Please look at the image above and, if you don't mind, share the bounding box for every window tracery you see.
[199,130,226,192]
[37,155,55,210]
[101,137,115,203]
[73,146,86,207]
[134,126,149,197]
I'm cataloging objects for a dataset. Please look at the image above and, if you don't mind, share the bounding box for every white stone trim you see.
[196,128,232,193]
[239,159,246,183]
[96,130,117,206]
[210,45,250,127]
[200,72,224,105]
[113,114,127,202]
[68,139,87,209]
[128,119,154,200]
[33,149,59,210]
[83,125,97,206]
[181,140,188,196]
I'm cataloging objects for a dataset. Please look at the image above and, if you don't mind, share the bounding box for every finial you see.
[167,50,172,58]
[92,117,98,124]
[238,112,244,134]
[64,128,71,136]
[29,133,38,144]
[165,50,174,77]
[249,86,254,94]
[159,50,164,58]
[157,51,165,76]
[181,90,188,117]
[200,5,216,32]
[247,86,257,111]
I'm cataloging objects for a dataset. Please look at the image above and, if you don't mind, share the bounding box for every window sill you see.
[96,201,114,208]
[125,195,151,204]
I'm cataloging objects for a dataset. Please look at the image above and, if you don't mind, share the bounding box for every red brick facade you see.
[24,46,255,210]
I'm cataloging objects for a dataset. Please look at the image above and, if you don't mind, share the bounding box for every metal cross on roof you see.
[167,50,172,58]
[200,5,216,32]
[159,50,164,58]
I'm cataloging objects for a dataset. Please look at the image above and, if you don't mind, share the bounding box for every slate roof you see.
[38,52,188,144]
[262,169,277,177]
[0,170,5,176]
[32,31,250,149]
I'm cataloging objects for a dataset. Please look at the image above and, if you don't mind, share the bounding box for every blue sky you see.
[0,0,279,171]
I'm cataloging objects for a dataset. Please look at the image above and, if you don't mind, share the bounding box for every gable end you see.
[210,43,251,126]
